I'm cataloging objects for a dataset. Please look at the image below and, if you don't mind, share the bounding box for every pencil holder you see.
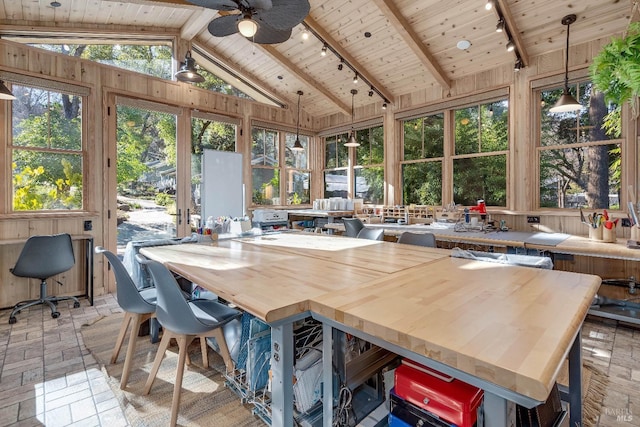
[588,225,603,241]
[602,226,616,243]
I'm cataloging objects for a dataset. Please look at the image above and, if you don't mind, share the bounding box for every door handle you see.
[178,208,182,225]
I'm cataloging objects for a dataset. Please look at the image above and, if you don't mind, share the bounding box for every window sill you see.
[0,211,99,221]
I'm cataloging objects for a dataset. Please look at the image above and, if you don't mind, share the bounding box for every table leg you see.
[271,322,294,427]
[483,391,516,426]
[322,323,334,427]
[86,237,94,306]
[569,330,583,427]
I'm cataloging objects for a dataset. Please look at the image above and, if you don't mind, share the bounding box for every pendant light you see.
[344,89,360,147]
[175,51,205,83]
[0,80,16,100]
[292,90,304,151]
[549,14,582,113]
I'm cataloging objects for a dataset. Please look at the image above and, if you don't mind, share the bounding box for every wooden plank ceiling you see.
[0,0,632,120]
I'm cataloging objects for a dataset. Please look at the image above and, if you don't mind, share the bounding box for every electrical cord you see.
[332,384,354,427]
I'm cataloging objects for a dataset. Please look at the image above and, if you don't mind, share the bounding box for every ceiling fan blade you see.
[256,0,309,30]
[185,0,239,11]
[251,24,291,44]
[245,0,272,10]
[207,14,241,37]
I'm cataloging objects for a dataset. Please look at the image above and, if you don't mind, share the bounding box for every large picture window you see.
[538,81,621,209]
[402,114,444,205]
[11,84,84,211]
[324,133,349,199]
[354,126,384,204]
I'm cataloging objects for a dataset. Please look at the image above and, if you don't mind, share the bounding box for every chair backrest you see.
[138,257,211,335]
[343,218,365,237]
[397,231,437,248]
[11,233,75,280]
[357,227,384,241]
[95,246,155,314]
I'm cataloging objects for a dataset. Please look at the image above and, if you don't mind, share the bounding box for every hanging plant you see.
[590,21,640,136]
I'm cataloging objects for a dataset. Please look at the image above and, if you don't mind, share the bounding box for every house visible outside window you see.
[538,81,621,209]
[402,113,444,205]
[11,84,84,211]
[354,125,384,204]
[252,128,280,205]
[323,133,349,199]
[453,100,508,206]
[285,133,310,205]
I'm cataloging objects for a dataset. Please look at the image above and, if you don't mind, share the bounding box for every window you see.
[252,128,280,205]
[11,84,84,210]
[354,126,384,204]
[538,81,621,209]
[194,67,254,100]
[453,101,508,206]
[324,133,349,198]
[285,133,310,205]
[30,43,173,79]
[402,114,444,205]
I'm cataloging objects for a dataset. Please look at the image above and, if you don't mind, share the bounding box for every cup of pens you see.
[588,223,603,241]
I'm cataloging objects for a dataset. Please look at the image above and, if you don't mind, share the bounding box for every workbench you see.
[140,233,600,427]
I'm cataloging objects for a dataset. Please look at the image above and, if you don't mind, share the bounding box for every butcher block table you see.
[140,232,600,427]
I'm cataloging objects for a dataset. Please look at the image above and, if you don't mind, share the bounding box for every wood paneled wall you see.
[0,32,638,307]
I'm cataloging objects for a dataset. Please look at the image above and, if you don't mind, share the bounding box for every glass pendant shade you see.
[238,17,258,38]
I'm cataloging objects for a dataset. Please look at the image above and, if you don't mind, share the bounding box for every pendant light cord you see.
[564,20,570,90]
[296,91,301,138]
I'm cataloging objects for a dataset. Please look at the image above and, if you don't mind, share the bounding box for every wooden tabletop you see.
[140,233,600,402]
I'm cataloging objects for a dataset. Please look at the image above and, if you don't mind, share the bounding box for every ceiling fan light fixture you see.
[175,51,205,83]
[550,14,582,113]
[0,80,16,100]
[238,15,258,38]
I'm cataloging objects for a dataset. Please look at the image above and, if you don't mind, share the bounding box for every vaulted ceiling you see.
[0,0,633,119]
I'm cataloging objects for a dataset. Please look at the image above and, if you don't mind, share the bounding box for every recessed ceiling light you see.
[277,75,283,80]
[364,32,371,38]
[50,1,61,7]
[456,40,471,50]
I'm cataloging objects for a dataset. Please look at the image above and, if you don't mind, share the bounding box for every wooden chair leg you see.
[111,312,133,364]
[170,335,195,427]
[120,313,152,389]
[143,329,173,395]
[200,336,209,368]
[211,328,234,373]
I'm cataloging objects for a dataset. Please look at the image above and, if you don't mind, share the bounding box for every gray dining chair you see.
[397,231,437,248]
[9,233,80,324]
[357,227,385,241]
[138,256,242,427]
[343,217,365,237]
[95,246,157,389]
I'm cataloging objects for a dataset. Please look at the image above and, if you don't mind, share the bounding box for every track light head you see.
[382,102,387,110]
[353,73,358,84]
[301,28,309,40]
[506,39,515,52]
[338,62,343,71]
[485,0,494,11]
[321,45,327,56]
[496,18,505,33]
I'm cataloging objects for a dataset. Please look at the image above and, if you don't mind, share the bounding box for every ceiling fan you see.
[185,0,310,44]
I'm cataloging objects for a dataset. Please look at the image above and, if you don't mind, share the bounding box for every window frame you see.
[534,78,624,210]
[3,79,89,215]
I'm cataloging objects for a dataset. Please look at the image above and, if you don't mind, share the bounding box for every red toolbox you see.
[394,359,484,427]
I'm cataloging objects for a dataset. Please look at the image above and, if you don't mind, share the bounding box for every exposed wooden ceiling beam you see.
[496,0,529,66]
[371,0,450,90]
[303,15,395,105]
[180,9,218,41]
[260,44,352,115]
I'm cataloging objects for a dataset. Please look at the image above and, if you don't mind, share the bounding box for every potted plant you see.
[590,22,640,136]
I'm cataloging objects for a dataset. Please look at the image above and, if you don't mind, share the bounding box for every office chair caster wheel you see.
[73,302,80,308]
[9,316,16,324]
[51,312,60,319]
